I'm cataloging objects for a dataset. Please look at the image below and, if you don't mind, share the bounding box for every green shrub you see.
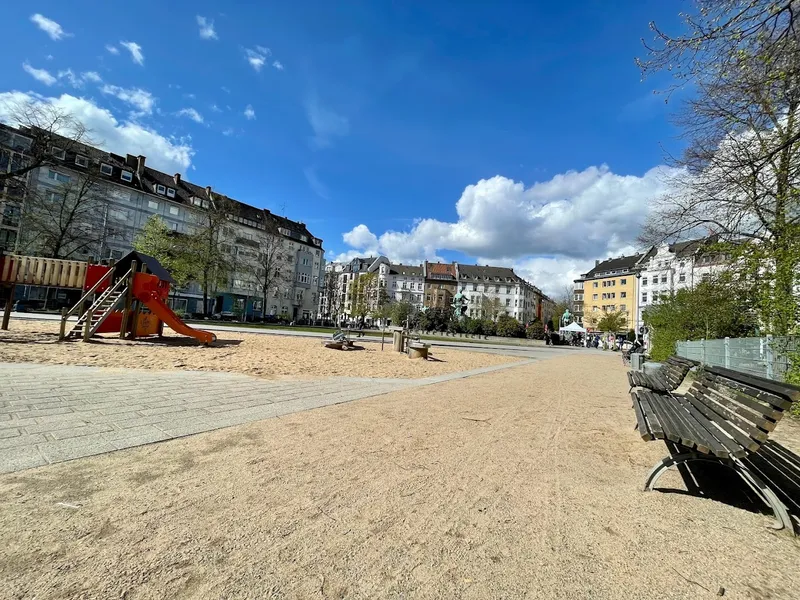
[481,318,496,336]
[526,320,545,340]
[496,314,524,338]
[463,317,482,335]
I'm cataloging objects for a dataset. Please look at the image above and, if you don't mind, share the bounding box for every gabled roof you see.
[425,262,457,280]
[458,264,521,282]
[389,264,423,277]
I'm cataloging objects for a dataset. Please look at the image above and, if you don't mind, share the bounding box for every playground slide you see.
[140,294,217,344]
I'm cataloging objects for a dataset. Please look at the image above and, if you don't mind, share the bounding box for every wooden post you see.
[119,260,137,339]
[59,307,67,341]
[1,284,14,330]
[83,308,92,342]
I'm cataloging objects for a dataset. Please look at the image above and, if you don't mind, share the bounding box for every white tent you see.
[559,321,586,333]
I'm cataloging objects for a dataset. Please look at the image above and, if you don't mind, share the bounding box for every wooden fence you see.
[0,254,88,289]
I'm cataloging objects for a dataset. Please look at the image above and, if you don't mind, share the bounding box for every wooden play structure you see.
[0,251,215,345]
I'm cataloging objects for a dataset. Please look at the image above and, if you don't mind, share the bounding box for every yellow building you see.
[576,254,642,332]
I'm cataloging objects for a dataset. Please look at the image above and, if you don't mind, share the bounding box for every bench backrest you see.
[685,366,800,454]
[659,356,695,389]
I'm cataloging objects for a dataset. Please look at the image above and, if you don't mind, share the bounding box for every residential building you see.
[0,124,31,253]
[577,254,642,332]
[456,264,542,323]
[0,123,325,320]
[635,237,732,330]
[572,280,584,324]
[424,261,459,309]
[379,261,425,308]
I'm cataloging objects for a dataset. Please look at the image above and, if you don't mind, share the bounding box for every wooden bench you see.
[631,365,800,532]
[628,355,697,393]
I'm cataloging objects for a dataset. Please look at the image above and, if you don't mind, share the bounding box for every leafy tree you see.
[496,314,525,337]
[526,320,545,340]
[463,316,483,335]
[187,193,234,316]
[133,215,192,288]
[390,301,414,327]
[596,311,628,334]
[638,1,800,335]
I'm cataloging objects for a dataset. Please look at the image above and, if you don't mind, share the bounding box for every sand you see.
[1,353,799,599]
[0,320,518,380]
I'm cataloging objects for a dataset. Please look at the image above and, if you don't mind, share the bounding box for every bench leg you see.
[644,453,795,534]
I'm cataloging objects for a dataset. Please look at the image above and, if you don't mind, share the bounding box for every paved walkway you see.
[0,360,531,474]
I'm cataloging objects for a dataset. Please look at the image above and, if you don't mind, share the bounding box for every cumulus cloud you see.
[101,84,155,115]
[305,94,348,148]
[196,15,218,40]
[243,104,256,120]
[82,71,102,83]
[176,107,204,123]
[334,165,675,295]
[0,91,193,173]
[30,14,71,41]
[120,41,144,65]
[22,63,57,86]
[244,47,269,71]
[57,69,102,88]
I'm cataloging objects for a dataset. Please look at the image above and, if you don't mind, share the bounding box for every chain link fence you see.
[676,336,799,382]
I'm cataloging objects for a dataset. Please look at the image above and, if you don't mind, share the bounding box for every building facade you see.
[1,123,325,320]
[577,254,642,332]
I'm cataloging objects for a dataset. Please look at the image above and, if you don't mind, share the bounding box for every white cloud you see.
[0,91,193,173]
[243,104,256,120]
[335,165,676,295]
[305,94,349,148]
[244,47,270,71]
[30,14,71,41]
[101,84,155,115]
[176,107,204,124]
[105,44,119,55]
[210,103,221,112]
[221,86,231,94]
[272,60,284,71]
[196,15,218,40]
[45,54,54,61]
[222,127,235,137]
[22,63,57,86]
[120,41,144,65]
[82,71,102,83]
[304,166,330,200]
[57,69,103,89]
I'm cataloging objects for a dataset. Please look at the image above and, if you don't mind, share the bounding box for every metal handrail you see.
[63,268,115,319]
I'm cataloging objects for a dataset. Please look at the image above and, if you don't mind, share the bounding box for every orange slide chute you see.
[137,292,217,345]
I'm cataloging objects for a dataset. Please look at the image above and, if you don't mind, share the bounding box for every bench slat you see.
[701,378,783,421]
[692,381,770,443]
[631,392,653,441]
[673,395,731,457]
[705,366,800,406]
[677,394,747,458]
[638,394,664,440]
[684,389,759,454]
[645,392,683,444]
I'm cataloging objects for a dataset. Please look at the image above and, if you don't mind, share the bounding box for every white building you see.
[636,237,731,329]
[455,264,542,323]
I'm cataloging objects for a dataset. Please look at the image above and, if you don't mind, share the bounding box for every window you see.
[51,147,66,160]
[642,277,647,286]
[620,304,627,312]
[100,163,113,176]
[75,155,89,168]
[45,190,61,203]
[169,206,179,216]
[401,282,407,289]
[661,275,667,284]
[620,278,627,285]
[1,205,21,227]
[495,285,501,293]
[156,184,166,195]
[47,170,70,183]
[148,200,158,210]
[620,291,627,298]
[297,272,310,284]
[642,292,648,302]
[592,294,598,300]
[170,222,178,231]
[121,170,133,182]
[506,298,511,306]
[506,286,511,294]
[109,208,129,221]
[472,284,477,291]
[166,188,175,198]
[301,257,310,266]
[602,281,606,287]
[592,306,598,312]
[593,282,598,288]
[679,274,686,283]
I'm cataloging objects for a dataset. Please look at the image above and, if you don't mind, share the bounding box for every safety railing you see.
[676,336,799,382]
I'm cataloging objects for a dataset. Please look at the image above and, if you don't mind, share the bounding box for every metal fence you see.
[676,336,799,382]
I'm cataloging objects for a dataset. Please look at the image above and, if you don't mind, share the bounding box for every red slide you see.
[139,293,217,345]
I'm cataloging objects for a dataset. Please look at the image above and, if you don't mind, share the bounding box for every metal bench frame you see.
[632,366,800,533]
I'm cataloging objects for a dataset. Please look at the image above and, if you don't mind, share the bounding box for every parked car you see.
[211,311,236,321]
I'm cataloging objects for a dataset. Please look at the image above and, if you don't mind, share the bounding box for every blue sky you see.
[1,1,684,296]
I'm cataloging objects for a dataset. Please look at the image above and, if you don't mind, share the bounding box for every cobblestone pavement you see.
[0,360,531,474]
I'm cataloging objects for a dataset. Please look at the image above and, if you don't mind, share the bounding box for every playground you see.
[0,319,518,379]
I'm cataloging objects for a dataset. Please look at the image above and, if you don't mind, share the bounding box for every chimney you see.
[173,173,181,185]
[595,260,600,266]
[125,154,137,168]
[136,155,146,176]
[205,185,212,198]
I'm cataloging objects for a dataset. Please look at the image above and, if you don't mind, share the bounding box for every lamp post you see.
[635,271,642,340]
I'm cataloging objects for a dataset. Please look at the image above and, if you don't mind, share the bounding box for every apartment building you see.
[0,123,325,320]
[577,254,642,332]
[0,125,30,252]
[424,261,459,309]
[635,237,731,330]
[456,264,542,323]
[378,260,425,308]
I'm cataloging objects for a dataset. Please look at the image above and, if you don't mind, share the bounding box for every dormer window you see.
[156,184,166,195]
[51,147,65,160]
[166,188,175,198]
[121,170,133,182]
[75,155,89,168]
[100,163,113,176]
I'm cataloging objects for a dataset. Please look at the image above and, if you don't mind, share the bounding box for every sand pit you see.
[1,353,799,599]
[0,319,518,379]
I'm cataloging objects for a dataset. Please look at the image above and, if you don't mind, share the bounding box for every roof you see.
[113,251,174,284]
[425,262,457,280]
[458,264,521,282]
[389,264,423,277]
[582,254,642,279]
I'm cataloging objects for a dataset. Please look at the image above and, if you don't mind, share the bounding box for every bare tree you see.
[18,167,109,259]
[637,0,800,334]
[322,270,342,322]
[0,99,91,183]
[188,193,234,316]
[252,230,291,319]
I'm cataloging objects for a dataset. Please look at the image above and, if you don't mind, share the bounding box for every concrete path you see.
[0,360,531,474]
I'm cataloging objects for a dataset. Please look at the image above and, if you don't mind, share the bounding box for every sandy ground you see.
[1,354,799,599]
[0,320,518,380]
